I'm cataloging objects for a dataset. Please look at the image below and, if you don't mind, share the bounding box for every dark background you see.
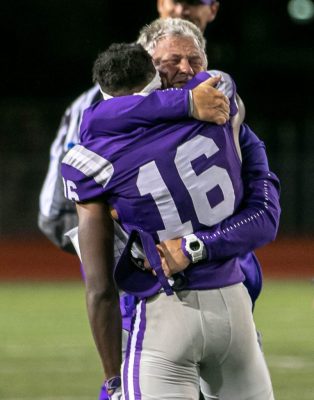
[1,0,314,238]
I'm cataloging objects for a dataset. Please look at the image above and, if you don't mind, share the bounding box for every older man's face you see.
[152,35,205,89]
[157,0,219,33]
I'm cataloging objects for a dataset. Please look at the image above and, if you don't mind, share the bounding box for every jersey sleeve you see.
[38,85,101,252]
[80,89,190,137]
[61,144,114,203]
[209,70,238,117]
[194,124,281,260]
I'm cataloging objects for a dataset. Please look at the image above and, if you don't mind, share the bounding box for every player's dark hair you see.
[93,43,156,96]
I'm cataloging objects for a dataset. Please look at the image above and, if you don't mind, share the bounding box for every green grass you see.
[0,280,313,399]
[0,282,102,399]
[254,280,314,400]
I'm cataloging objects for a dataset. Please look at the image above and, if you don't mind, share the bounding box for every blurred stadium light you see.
[288,0,314,23]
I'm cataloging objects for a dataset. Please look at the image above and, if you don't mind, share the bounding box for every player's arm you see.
[38,86,101,254]
[76,200,122,381]
[62,146,123,393]
[230,94,245,161]
[90,70,241,137]
[85,75,230,137]
[158,124,281,276]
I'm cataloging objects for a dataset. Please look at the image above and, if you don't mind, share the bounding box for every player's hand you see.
[191,75,230,125]
[99,383,122,400]
[109,206,119,220]
[157,238,190,278]
[109,386,122,400]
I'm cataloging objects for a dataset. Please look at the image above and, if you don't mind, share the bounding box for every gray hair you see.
[137,18,208,69]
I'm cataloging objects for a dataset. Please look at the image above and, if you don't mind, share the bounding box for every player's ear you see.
[207,1,220,23]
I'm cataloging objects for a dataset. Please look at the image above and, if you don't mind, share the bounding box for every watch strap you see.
[181,237,193,262]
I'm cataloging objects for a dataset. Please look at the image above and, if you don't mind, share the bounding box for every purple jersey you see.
[62,88,245,295]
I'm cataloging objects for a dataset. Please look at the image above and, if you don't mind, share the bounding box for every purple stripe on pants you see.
[122,300,147,400]
[133,300,146,399]
[122,322,133,400]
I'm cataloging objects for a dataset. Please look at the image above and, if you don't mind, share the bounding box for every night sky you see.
[4,0,313,110]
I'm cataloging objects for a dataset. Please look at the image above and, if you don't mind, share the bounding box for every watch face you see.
[190,241,201,251]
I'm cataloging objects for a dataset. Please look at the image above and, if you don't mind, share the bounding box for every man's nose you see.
[179,58,194,74]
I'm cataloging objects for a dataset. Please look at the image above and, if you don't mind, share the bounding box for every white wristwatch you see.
[182,234,206,263]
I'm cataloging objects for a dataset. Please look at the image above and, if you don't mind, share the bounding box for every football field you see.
[0,280,313,400]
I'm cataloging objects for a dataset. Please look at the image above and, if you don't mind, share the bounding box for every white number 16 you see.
[137,135,235,241]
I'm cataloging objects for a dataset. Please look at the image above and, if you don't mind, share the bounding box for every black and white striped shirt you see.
[38,85,103,252]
